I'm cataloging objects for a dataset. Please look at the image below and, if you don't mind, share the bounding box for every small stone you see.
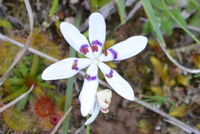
[70,0,79,4]
[64,17,75,24]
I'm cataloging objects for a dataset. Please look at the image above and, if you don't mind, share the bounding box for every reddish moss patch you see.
[34,96,55,117]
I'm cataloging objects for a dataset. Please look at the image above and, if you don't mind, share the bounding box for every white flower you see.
[42,12,147,118]
[85,89,112,125]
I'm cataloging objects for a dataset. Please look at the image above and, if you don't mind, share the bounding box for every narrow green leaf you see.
[115,0,126,23]
[140,0,165,45]
[61,13,81,134]
[29,55,39,78]
[61,76,74,134]
[49,0,59,16]
[161,0,200,45]
[188,0,200,12]
[171,9,187,26]
[74,12,82,28]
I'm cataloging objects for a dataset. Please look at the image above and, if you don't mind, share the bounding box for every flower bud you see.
[96,89,112,113]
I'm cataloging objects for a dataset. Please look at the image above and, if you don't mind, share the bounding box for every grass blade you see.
[161,0,200,45]
[141,0,200,74]
[61,13,82,134]
[115,0,126,23]
[61,75,75,134]
[140,0,165,45]
[49,0,59,16]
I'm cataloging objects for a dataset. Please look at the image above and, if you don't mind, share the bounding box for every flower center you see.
[91,58,99,64]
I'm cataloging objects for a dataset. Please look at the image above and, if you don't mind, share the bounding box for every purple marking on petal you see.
[71,59,79,71]
[85,74,97,81]
[92,40,102,46]
[108,48,117,59]
[80,44,89,55]
[105,69,113,78]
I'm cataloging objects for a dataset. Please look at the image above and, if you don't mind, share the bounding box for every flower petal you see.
[42,58,91,80]
[79,64,98,116]
[60,22,94,58]
[98,62,135,101]
[89,12,106,57]
[85,103,100,125]
[99,36,147,62]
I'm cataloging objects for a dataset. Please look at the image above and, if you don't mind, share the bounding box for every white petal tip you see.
[41,70,56,80]
[41,71,49,80]
[90,12,103,17]
[136,36,148,47]
[125,92,135,101]
[81,113,88,117]
[80,108,89,117]
[127,96,135,101]
[60,22,67,29]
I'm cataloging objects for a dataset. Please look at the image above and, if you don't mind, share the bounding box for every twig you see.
[0,85,34,113]
[158,40,200,74]
[79,0,136,32]
[0,33,59,63]
[186,25,200,33]
[4,38,200,134]
[0,4,24,28]
[164,119,191,134]
[0,0,34,86]
[173,25,200,33]
[75,123,85,134]
[126,1,142,22]
[173,44,198,53]
[115,1,142,30]
[135,99,200,134]
[50,107,72,134]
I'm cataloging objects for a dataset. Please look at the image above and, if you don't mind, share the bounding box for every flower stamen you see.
[71,59,79,71]
[105,69,113,78]
[80,44,89,55]
[102,50,108,56]
[85,74,97,81]
[91,45,98,52]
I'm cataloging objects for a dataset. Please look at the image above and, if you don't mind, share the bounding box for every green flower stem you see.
[61,77,74,134]
[61,47,76,134]
[61,12,82,134]
[86,116,90,134]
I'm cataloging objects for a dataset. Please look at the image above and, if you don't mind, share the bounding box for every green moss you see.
[3,109,31,131]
